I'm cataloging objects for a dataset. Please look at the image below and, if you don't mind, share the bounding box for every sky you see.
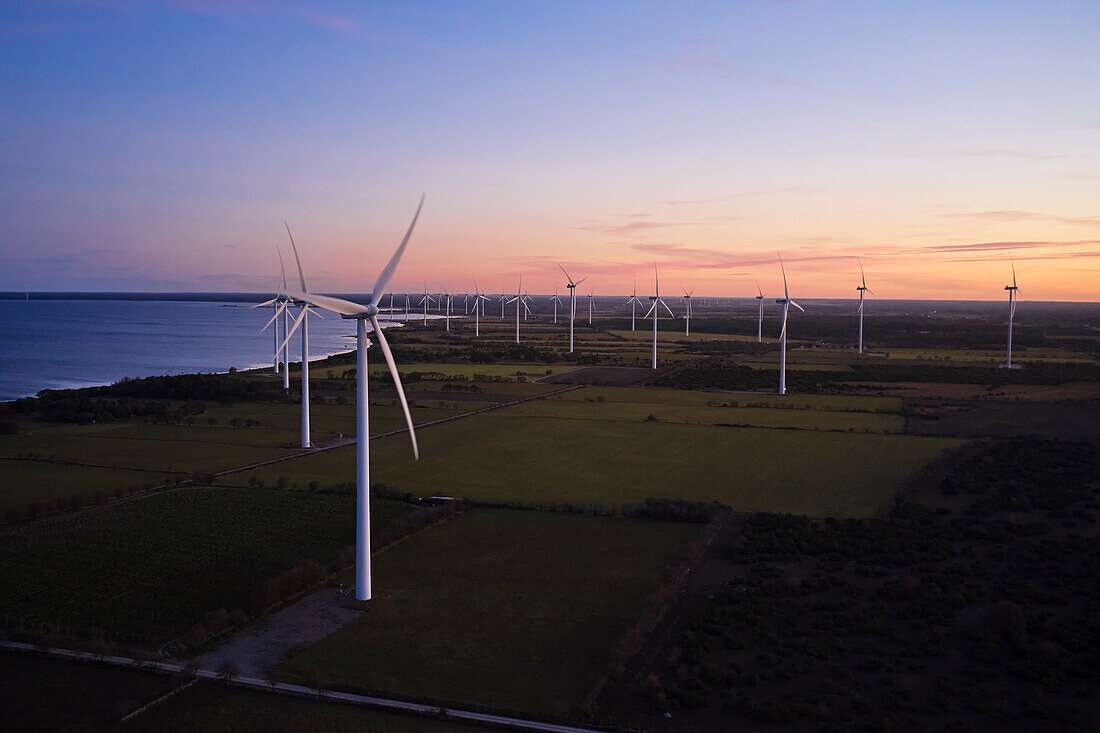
[1,1,1098,300]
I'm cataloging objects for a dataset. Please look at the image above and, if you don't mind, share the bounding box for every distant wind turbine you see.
[642,263,675,369]
[856,259,873,354]
[754,280,767,343]
[625,281,641,331]
[1004,260,1020,368]
[507,279,530,344]
[550,288,564,324]
[276,196,423,602]
[775,255,804,395]
[471,281,490,337]
[587,291,593,325]
[253,249,289,375]
[418,287,436,325]
[682,287,694,336]
[557,264,587,353]
[279,223,325,449]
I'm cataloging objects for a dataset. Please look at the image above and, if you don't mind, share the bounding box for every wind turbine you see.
[642,263,675,369]
[550,288,564,324]
[587,291,593,325]
[497,291,508,319]
[557,264,587,354]
[1004,260,1020,368]
[856,258,873,355]
[625,281,641,331]
[418,287,436,325]
[774,255,804,395]
[279,223,325,449]
[682,288,694,336]
[754,280,766,342]
[253,249,289,375]
[277,196,423,601]
[440,286,453,331]
[471,281,490,337]
[507,279,530,344]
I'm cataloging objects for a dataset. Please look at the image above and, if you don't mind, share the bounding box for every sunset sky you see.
[2,1,1098,300]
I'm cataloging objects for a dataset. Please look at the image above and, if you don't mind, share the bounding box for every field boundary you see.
[0,641,604,733]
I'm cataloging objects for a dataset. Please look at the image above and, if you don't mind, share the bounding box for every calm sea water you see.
[0,299,416,401]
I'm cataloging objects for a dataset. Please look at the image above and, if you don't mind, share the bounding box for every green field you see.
[553,386,902,413]
[127,682,491,733]
[0,459,167,514]
[278,508,699,715]
[239,410,959,517]
[0,488,411,644]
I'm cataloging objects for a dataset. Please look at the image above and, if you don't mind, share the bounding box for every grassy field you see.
[128,681,492,733]
[0,488,412,644]
[0,459,167,515]
[553,386,902,412]
[238,408,959,517]
[0,650,178,731]
[278,508,699,716]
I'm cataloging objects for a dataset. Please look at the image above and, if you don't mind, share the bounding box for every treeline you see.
[657,359,1100,391]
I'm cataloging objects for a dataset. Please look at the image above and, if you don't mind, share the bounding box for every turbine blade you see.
[556,263,575,286]
[661,299,675,318]
[260,309,281,332]
[791,300,805,312]
[286,290,368,316]
[369,194,424,308]
[278,247,288,290]
[370,315,419,460]
[574,276,588,287]
[859,257,866,289]
[779,253,788,300]
[285,223,309,293]
[251,298,278,308]
[643,301,657,318]
[278,306,309,354]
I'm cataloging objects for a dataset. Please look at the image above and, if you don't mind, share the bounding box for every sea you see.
[0,296,427,401]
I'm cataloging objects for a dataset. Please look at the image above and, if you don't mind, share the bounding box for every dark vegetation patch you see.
[657,360,1100,392]
[625,440,1100,731]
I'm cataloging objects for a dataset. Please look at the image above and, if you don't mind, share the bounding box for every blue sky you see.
[2,1,1098,299]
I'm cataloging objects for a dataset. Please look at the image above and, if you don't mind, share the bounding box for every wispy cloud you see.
[663,186,816,207]
[937,210,1100,226]
[577,221,685,236]
[900,239,1100,255]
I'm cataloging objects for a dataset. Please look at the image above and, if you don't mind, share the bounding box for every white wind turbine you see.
[440,286,453,331]
[557,264,587,353]
[418,287,436,325]
[625,281,641,331]
[277,197,423,601]
[856,258,873,355]
[682,287,694,336]
[1004,260,1020,368]
[253,249,290,375]
[775,255,804,395]
[497,291,508,319]
[278,224,326,449]
[507,279,531,344]
[471,281,490,336]
[754,279,767,342]
[549,288,564,324]
[642,263,675,369]
[587,291,594,325]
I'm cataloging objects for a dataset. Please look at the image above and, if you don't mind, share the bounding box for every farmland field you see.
[0,488,412,644]
[278,508,699,715]
[0,459,167,514]
[239,410,959,517]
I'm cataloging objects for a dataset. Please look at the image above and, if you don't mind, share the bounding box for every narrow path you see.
[0,641,604,733]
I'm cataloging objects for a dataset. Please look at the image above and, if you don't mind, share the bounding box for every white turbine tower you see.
[856,259,873,355]
[587,291,593,325]
[279,224,326,449]
[775,255,804,395]
[682,287,694,336]
[625,281,641,332]
[471,281,490,337]
[557,264,587,354]
[497,292,508,319]
[1004,260,1020,368]
[277,196,423,602]
[754,280,767,343]
[440,286,452,331]
[507,279,530,344]
[642,263,675,369]
[418,288,436,325]
[550,289,564,324]
[253,250,290,374]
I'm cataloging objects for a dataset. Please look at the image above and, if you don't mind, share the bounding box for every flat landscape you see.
[278,508,701,716]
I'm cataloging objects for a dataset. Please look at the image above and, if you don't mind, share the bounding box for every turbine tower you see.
[587,292,593,325]
[418,288,436,325]
[625,281,641,331]
[471,281,490,337]
[507,279,530,344]
[280,224,325,449]
[440,286,452,331]
[1004,261,1020,368]
[774,255,804,395]
[754,280,767,342]
[682,287,694,336]
[277,196,423,602]
[642,263,675,369]
[856,259,873,354]
[557,264,587,354]
[253,249,290,374]
[550,289,564,324]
